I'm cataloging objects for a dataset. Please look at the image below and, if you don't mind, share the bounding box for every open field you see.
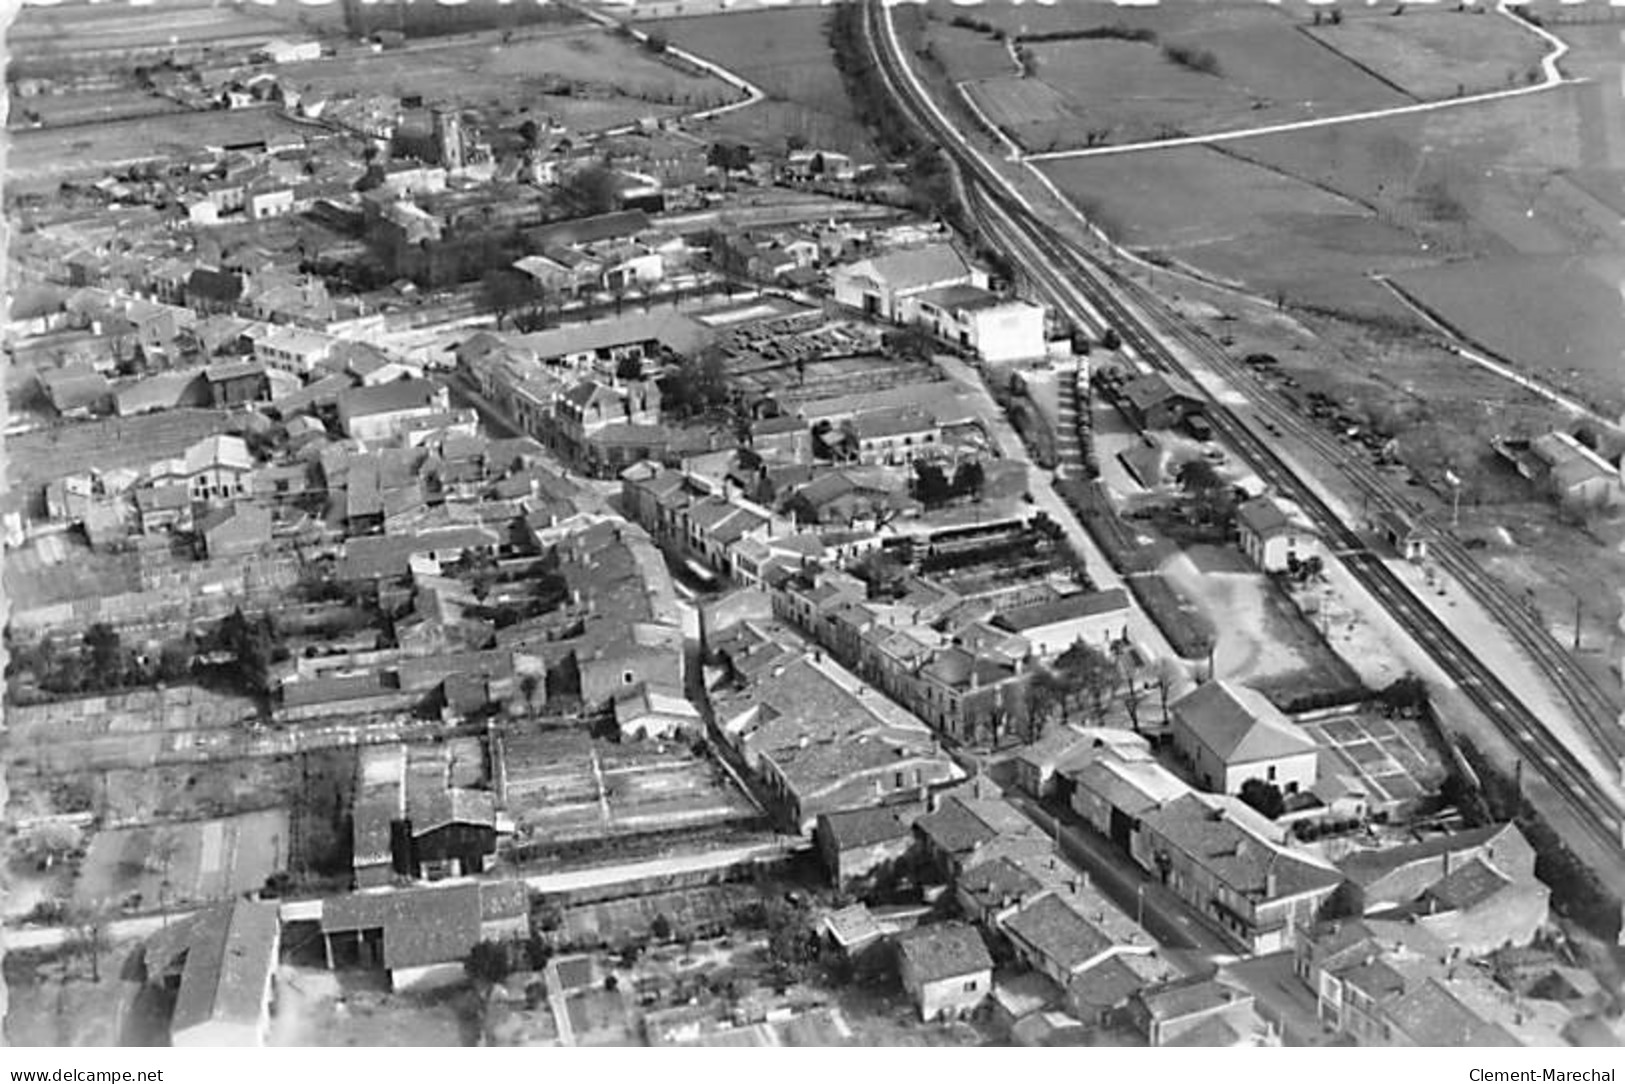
[3,941,140,1047]
[967,78,1074,155]
[9,91,189,131]
[1040,146,1430,322]
[918,1,1406,151]
[6,409,235,509]
[640,8,875,157]
[8,1,295,69]
[3,535,144,612]
[6,110,313,190]
[74,809,290,910]
[278,32,729,108]
[1164,545,1364,709]
[923,21,1013,83]
[1390,255,1625,402]
[1304,8,1549,100]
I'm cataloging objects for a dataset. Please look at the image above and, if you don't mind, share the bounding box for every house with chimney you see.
[1330,823,1546,953]
[896,922,993,1022]
[1295,918,1566,1046]
[1136,794,1342,954]
[1169,681,1319,798]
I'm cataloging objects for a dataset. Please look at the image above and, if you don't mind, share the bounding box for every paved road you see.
[1005,791,1237,971]
[932,351,1183,668]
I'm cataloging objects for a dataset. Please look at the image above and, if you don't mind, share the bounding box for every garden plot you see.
[74,808,290,910]
[1298,708,1447,808]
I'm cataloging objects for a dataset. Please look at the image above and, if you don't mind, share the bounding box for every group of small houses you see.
[145,726,1554,1047]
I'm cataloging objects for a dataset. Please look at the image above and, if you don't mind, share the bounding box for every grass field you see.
[1303,8,1549,100]
[1041,146,1430,321]
[967,78,1075,154]
[9,91,189,131]
[923,20,1013,82]
[640,8,874,157]
[922,1,1405,150]
[7,409,235,504]
[6,109,313,189]
[1391,254,1625,403]
[8,2,295,67]
[74,809,290,910]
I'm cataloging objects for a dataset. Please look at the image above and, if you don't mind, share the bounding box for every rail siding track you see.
[862,0,1625,859]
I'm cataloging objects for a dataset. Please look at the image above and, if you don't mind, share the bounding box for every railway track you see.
[1113,275,1625,762]
[861,0,1625,857]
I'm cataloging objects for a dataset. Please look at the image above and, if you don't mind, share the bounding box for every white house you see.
[831,243,985,321]
[257,38,323,64]
[614,682,703,741]
[993,588,1132,657]
[247,187,296,221]
[336,378,451,443]
[251,323,335,376]
[1234,495,1317,573]
[1169,681,1318,798]
[905,285,1046,364]
[148,434,254,503]
[166,899,281,1047]
[896,922,994,1022]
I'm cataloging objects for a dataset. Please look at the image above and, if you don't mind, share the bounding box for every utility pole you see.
[1574,594,1582,652]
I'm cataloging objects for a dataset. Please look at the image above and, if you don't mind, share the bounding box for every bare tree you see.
[1057,639,1120,726]
[68,905,111,983]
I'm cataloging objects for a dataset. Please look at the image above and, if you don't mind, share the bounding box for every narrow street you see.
[1003,790,1237,973]
[932,351,1182,666]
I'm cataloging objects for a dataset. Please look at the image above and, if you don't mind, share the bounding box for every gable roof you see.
[321,883,482,970]
[1001,893,1114,973]
[1387,979,1519,1046]
[338,378,440,420]
[896,922,992,983]
[1172,681,1316,765]
[185,434,252,475]
[1234,496,1293,539]
[819,806,912,851]
[1422,857,1514,913]
[1336,823,1521,888]
[1140,795,1343,903]
[846,243,971,293]
[994,589,1131,633]
[168,898,280,1035]
[527,209,650,249]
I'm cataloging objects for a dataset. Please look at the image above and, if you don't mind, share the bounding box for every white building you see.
[831,243,986,321]
[251,323,335,376]
[257,38,323,64]
[1234,495,1317,573]
[166,899,281,1048]
[1169,681,1318,798]
[905,285,1046,364]
[337,378,451,444]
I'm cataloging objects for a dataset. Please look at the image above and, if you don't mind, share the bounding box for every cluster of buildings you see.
[1493,429,1624,510]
